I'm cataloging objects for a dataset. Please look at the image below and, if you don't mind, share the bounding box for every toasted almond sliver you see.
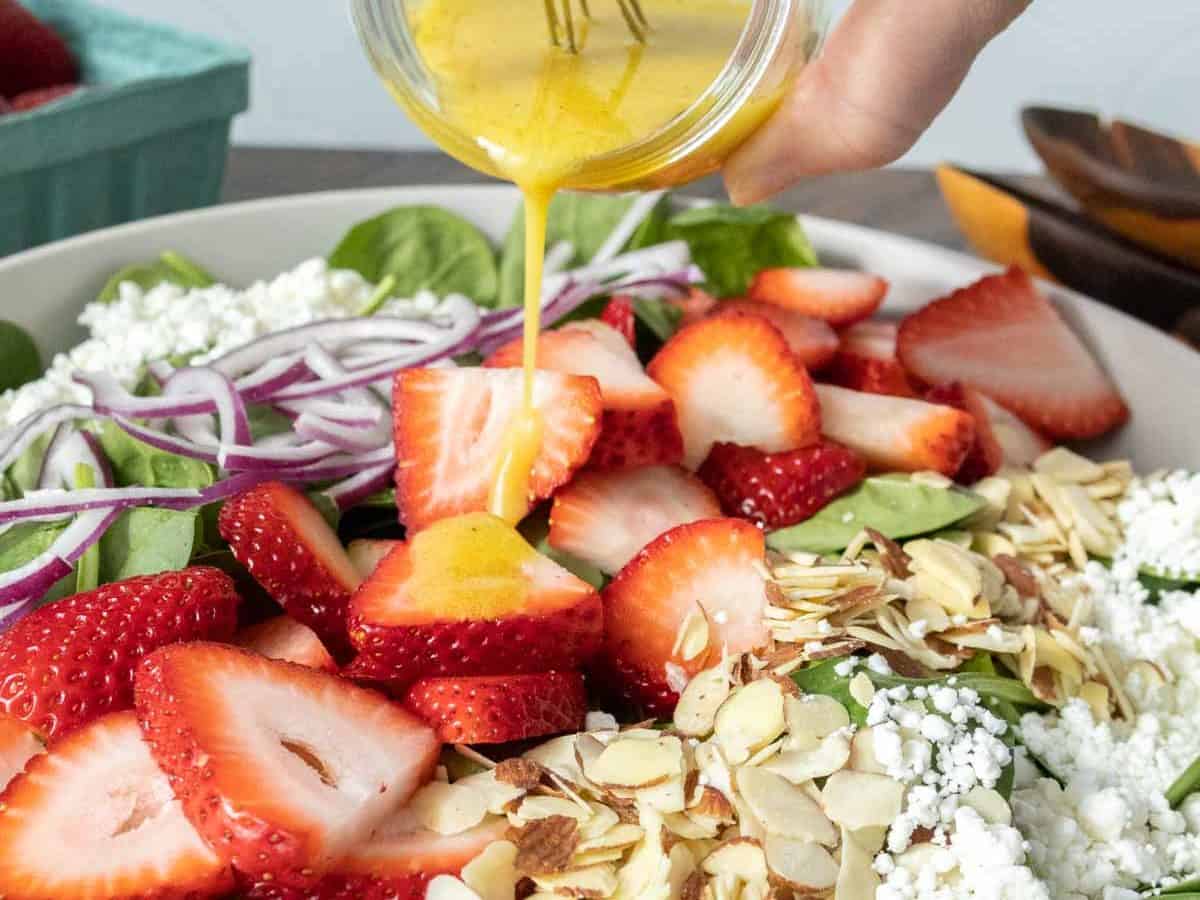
[784,693,850,749]
[576,823,645,853]
[713,679,786,765]
[674,663,733,738]
[410,781,490,835]
[960,786,1013,826]
[531,864,619,898]
[672,608,711,663]
[462,841,519,900]
[578,803,621,841]
[821,771,905,830]
[527,735,587,784]
[454,769,527,816]
[1034,447,1105,483]
[763,835,838,891]
[1078,681,1111,721]
[762,732,851,785]
[514,795,592,824]
[426,876,484,900]
[848,727,888,775]
[584,736,683,789]
[735,766,837,846]
[700,838,769,883]
[848,671,876,707]
[837,826,884,900]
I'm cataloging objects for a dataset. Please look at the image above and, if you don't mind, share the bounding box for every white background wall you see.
[107,0,1200,173]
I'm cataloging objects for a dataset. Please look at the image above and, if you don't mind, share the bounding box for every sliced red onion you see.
[237,355,311,403]
[75,371,214,420]
[38,427,113,490]
[114,416,219,464]
[275,399,381,428]
[164,367,251,447]
[146,359,176,385]
[198,471,275,503]
[0,405,93,473]
[79,431,114,488]
[323,461,394,510]
[543,240,576,277]
[590,190,668,265]
[172,413,219,449]
[281,444,394,483]
[0,486,200,525]
[293,413,388,453]
[217,440,339,472]
[299,344,385,414]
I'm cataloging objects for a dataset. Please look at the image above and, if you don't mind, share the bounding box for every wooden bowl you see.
[937,164,1200,335]
[1022,106,1200,270]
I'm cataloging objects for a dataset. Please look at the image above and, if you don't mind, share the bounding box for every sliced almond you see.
[821,771,904,830]
[584,736,683,789]
[1078,681,1111,721]
[713,679,786,765]
[674,663,733,738]
[527,735,587,784]
[462,841,519,900]
[783,693,850,749]
[701,838,769,884]
[905,595,952,634]
[848,672,876,707]
[426,875,484,900]
[762,732,851,784]
[849,727,888,775]
[410,781,490,835]
[1034,447,1105,483]
[664,811,720,840]
[577,823,645,853]
[762,835,838,892]
[906,539,983,614]
[578,804,621,841]
[514,796,593,824]
[734,767,837,846]
[531,864,619,898]
[672,608,711,663]
[454,769,528,816]
[960,787,1012,826]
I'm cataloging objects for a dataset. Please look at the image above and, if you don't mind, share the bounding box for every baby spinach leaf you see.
[632,298,683,344]
[625,192,674,250]
[497,193,641,309]
[74,463,101,594]
[308,492,341,532]
[0,521,68,574]
[662,204,818,298]
[5,430,54,495]
[1166,754,1200,809]
[98,421,214,490]
[0,320,42,392]
[99,508,198,582]
[97,252,215,303]
[1157,879,1200,896]
[767,476,987,555]
[330,206,499,306]
[246,405,295,442]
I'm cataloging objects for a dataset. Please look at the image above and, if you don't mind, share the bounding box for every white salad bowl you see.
[0,184,1196,470]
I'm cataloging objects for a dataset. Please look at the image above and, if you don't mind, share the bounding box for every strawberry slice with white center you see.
[234,616,338,672]
[347,513,602,688]
[897,266,1129,439]
[978,393,1051,467]
[0,711,234,900]
[404,670,587,743]
[814,383,977,477]
[219,482,361,659]
[134,643,440,888]
[711,301,840,370]
[393,368,602,530]
[245,809,505,900]
[825,320,917,398]
[348,538,403,579]
[647,314,821,469]
[924,382,1005,485]
[485,320,683,470]
[599,295,636,347]
[549,465,722,574]
[748,268,888,327]
[597,518,768,717]
[0,712,42,793]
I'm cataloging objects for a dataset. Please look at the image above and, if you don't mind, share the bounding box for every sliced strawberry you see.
[245,811,505,900]
[348,513,603,688]
[924,382,1005,484]
[393,367,602,530]
[667,287,719,327]
[0,1,77,98]
[485,320,683,470]
[896,267,1129,439]
[235,616,338,672]
[748,268,888,327]
[0,712,42,793]
[647,314,821,469]
[219,482,361,660]
[0,566,240,740]
[814,384,976,477]
[10,82,78,111]
[697,441,866,529]
[348,538,403,579]
[711,301,839,370]
[135,642,440,888]
[405,670,586,744]
[0,711,234,900]
[978,393,1052,467]
[598,518,768,717]
[548,465,721,574]
[824,320,917,397]
[600,295,636,347]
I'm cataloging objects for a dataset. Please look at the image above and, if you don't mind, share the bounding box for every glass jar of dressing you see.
[351,0,828,193]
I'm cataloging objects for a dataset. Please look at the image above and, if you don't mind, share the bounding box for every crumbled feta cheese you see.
[867,653,894,676]
[1117,471,1200,580]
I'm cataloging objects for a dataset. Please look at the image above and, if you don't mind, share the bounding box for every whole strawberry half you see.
[897,266,1128,440]
[597,518,768,717]
[0,711,234,900]
[647,313,821,469]
[0,566,240,740]
[393,367,602,530]
[405,670,587,744]
[697,440,866,530]
[485,320,684,470]
[219,481,362,660]
[347,513,603,688]
[0,0,77,99]
[245,812,505,900]
[135,642,440,888]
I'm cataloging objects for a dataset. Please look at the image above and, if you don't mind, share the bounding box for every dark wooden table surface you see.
[222,147,1020,253]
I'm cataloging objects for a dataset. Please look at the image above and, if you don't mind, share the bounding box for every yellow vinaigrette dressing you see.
[408,0,765,522]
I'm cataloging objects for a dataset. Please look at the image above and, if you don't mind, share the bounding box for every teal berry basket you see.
[0,0,250,256]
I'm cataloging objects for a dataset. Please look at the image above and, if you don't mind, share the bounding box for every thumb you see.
[724,0,1028,205]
